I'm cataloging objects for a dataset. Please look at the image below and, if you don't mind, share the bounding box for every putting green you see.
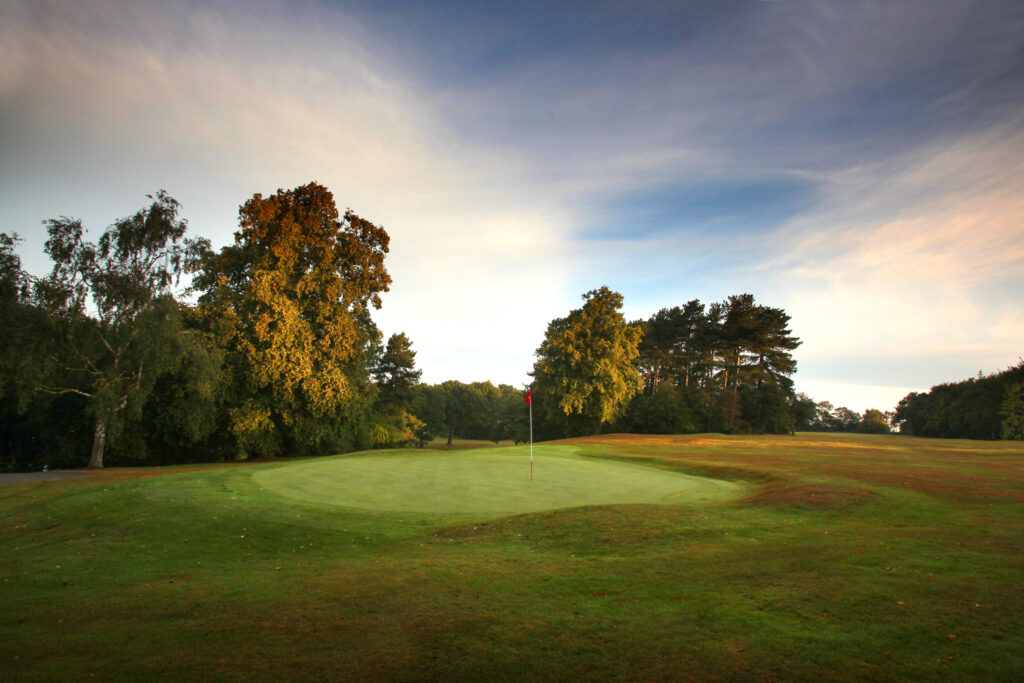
[252,445,747,516]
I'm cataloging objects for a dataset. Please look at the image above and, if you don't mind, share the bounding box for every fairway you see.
[5,433,1024,681]
[252,445,747,515]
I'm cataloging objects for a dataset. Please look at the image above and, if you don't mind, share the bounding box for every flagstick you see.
[529,396,533,481]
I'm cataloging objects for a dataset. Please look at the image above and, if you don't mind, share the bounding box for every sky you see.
[1,0,1022,412]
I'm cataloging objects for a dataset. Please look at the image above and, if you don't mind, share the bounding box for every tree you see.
[368,332,424,449]
[192,182,391,458]
[831,406,862,432]
[893,361,1024,439]
[618,383,697,434]
[30,192,206,468]
[531,287,643,437]
[739,383,795,434]
[789,392,818,431]
[105,302,227,465]
[374,332,422,411]
[858,408,891,434]
[1001,382,1024,440]
[435,380,487,445]
[493,384,531,444]
[0,233,44,409]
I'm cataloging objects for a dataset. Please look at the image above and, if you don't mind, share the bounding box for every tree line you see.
[893,361,1024,440]
[1,184,416,469]
[529,287,806,438]
[11,181,1001,471]
[789,395,892,434]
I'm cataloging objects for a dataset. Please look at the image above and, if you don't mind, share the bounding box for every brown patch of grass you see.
[558,433,1024,504]
[745,482,874,509]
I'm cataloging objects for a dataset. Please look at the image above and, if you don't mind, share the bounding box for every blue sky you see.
[2,0,1023,411]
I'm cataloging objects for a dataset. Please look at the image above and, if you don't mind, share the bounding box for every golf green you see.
[252,445,747,516]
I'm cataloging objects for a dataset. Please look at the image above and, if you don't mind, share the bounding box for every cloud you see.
[753,118,1024,406]
[767,118,1024,316]
[2,0,1022,406]
[0,0,583,386]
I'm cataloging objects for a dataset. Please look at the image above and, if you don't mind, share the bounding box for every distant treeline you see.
[790,395,892,434]
[13,183,1004,472]
[894,361,1024,440]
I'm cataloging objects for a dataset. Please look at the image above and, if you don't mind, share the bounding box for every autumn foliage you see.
[192,182,391,457]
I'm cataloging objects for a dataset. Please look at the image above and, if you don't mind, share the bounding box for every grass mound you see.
[252,445,748,516]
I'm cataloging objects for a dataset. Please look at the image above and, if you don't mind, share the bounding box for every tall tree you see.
[531,286,643,437]
[374,332,422,410]
[30,192,205,468]
[192,182,391,457]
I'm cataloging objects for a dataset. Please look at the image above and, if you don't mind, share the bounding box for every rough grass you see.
[2,433,1023,681]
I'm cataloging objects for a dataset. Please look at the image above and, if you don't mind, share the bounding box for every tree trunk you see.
[88,417,106,469]
[447,425,454,446]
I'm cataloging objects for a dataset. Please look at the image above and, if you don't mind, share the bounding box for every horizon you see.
[2,0,1022,413]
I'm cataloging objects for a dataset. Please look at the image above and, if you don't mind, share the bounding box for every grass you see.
[252,445,747,515]
[1,433,1023,680]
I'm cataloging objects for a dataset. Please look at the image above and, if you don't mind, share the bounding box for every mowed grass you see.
[1,433,1023,681]
[253,446,747,515]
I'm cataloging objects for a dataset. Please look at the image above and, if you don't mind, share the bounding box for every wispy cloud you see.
[0,0,581,385]
[1,0,1022,406]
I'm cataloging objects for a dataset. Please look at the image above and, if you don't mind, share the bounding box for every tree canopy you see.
[531,286,643,437]
[192,182,391,458]
[617,293,802,435]
[22,192,207,468]
[894,361,1024,439]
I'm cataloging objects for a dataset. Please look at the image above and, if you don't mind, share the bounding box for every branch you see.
[95,327,118,358]
[47,354,102,378]
[64,335,103,375]
[37,384,93,399]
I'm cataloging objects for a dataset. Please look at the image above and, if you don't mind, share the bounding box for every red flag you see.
[524,389,532,406]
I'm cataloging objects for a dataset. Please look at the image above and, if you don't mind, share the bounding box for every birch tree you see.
[32,192,205,468]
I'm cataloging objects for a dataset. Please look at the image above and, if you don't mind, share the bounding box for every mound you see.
[252,445,747,516]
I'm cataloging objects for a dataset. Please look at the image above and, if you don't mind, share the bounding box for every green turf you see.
[2,433,1023,680]
[252,445,747,515]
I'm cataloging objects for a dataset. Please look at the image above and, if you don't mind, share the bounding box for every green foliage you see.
[789,392,819,431]
[532,287,643,437]
[1001,382,1024,440]
[617,383,698,434]
[0,234,50,414]
[858,408,892,434]
[25,193,208,468]
[739,383,795,434]
[193,182,391,458]
[895,361,1024,439]
[791,398,889,434]
[104,303,227,465]
[374,332,422,409]
[626,292,802,436]
[412,381,529,445]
